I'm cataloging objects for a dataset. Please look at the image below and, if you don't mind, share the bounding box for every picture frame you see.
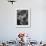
[16,8,31,28]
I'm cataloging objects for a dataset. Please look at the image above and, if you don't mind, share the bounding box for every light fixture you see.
[8,0,16,4]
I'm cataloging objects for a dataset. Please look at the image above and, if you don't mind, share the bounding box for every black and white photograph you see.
[16,8,31,28]
[17,10,28,25]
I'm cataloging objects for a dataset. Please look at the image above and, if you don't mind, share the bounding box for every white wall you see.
[0,0,46,41]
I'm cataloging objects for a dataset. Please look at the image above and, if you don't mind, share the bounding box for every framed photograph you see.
[16,8,31,28]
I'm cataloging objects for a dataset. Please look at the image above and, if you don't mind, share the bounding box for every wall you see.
[0,0,46,42]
